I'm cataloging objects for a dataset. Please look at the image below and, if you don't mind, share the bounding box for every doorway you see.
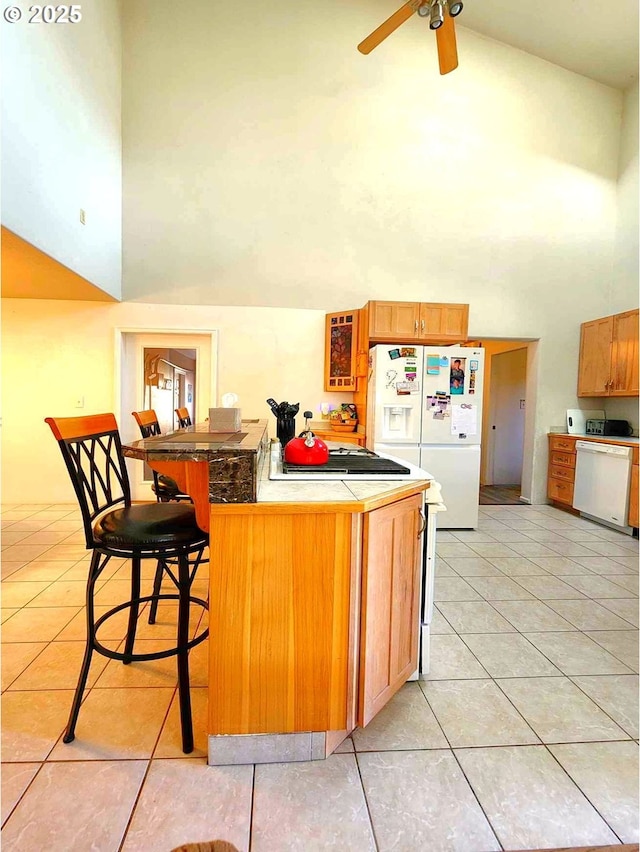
[117,330,217,500]
[142,348,196,434]
[479,342,530,505]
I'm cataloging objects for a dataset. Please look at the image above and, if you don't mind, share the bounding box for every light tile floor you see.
[1,502,638,851]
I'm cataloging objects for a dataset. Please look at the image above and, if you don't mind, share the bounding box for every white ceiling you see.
[456,0,638,90]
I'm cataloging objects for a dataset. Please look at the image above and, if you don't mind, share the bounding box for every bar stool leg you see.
[63,550,102,743]
[148,560,164,624]
[123,556,142,664]
[176,553,194,754]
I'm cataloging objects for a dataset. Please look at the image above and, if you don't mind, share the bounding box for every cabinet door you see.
[358,494,422,728]
[611,309,639,397]
[419,303,469,341]
[325,311,358,391]
[368,301,420,341]
[629,464,639,528]
[577,317,613,396]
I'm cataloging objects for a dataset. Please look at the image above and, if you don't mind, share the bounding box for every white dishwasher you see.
[573,441,633,532]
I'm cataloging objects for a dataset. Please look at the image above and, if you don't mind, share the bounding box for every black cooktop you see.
[283,448,410,476]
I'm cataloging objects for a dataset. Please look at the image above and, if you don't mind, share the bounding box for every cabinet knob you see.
[414,320,418,331]
[421,320,425,331]
[417,508,426,537]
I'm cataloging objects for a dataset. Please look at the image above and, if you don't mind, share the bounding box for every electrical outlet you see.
[75,396,84,409]
[79,209,86,225]
[520,399,526,409]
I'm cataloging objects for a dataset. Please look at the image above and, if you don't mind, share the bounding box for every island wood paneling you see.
[207,510,354,735]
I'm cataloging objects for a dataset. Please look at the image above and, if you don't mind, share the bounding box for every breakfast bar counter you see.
[122,422,433,765]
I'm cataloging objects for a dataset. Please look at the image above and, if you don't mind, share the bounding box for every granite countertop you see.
[549,431,639,446]
[123,419,269,462]
[123,427,434,509]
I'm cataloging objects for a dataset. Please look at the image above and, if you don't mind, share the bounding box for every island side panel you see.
[148,460,210,530]
[208,509,353,736]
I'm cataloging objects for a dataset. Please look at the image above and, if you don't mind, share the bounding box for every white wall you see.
[122,0,622,319]
[1,0,122,299]
[1,299,347,502]
[612,80,639,314]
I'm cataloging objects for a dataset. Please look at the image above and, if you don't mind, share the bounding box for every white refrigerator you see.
[367,344,485,529]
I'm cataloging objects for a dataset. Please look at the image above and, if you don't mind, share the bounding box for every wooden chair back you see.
[45,413,130,548]
[175,407,192,428]
[132,409,162,439]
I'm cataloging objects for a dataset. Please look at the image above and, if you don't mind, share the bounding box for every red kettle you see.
[283,411,329,465]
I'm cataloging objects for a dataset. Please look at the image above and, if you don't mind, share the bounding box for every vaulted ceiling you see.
[456,0,638,90]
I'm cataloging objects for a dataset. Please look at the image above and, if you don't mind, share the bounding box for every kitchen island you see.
[123,421,433,765]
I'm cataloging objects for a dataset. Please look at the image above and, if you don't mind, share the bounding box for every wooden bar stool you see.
[131,409,200,625]
[131,410,191,503]
[45,413,209,754]
[175,407,192,428]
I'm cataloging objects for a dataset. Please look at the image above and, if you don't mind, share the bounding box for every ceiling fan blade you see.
[435,12,458,74]
[357,2,421,55]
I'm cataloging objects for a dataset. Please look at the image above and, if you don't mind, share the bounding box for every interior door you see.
[489,349,527,485]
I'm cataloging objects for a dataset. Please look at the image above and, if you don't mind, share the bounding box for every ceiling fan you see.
[358,0,463,75]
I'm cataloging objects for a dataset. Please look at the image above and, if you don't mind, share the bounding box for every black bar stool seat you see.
[95,503,204,549]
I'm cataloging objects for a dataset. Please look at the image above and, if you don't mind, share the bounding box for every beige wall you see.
[1,299,351,503]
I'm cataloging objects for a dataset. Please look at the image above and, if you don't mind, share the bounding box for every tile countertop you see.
[549,432,639,446]
[256,441,434,505]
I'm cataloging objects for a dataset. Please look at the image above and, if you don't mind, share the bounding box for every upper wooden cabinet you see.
[611,309,639,396]
[368,300,469,343]
[578,308,639,397]
[325,310,358,391]
[326,300,469,393]
[368,301,422,339]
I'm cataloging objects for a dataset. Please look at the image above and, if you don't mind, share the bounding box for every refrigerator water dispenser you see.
[382,405,414,440]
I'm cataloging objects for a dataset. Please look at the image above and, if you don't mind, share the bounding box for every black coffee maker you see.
[266,399,300,446]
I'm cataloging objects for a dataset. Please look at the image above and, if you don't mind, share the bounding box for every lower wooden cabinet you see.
[629,464,639,528]
[358,494,422,727]
[547,435,576,506]
[548,434,638,528]
[207,488,427,741]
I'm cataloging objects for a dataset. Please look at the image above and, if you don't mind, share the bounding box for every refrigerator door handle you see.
[417,508,426,538]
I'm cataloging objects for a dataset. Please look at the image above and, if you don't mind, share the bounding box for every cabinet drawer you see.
[551,451,575,467]
[548,477,574,505]
[549,436,577,453]
[549,464,574,482]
